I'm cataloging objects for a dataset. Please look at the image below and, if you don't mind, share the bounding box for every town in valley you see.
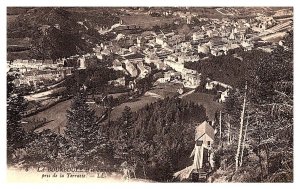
[7,7,293,182]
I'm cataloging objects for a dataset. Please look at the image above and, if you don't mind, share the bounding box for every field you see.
[7,13,32,60]
[23,99,106,134]
[22,91,158,133]
[109,83,190,121]
[108,83,185,121]
[88,103,106,118]
[22,86,221,134]
[7,50,31,60]
[7,37,32,60]
[182,92,223,121]
[121,14,175,28]
[188,7,225,19]
[110,95,158,121]
[23,99,72,133]
[147,82,183,98]
[7,37,32,47]
[108,92,128,98]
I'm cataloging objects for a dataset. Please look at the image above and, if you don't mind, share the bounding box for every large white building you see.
[145,54,166,70]
[78,57,86,69]
[164,59,184,72]
[156,34,166,45]
[137,62,150,78]
[9,59,58,71]
[123,59,138,77]
[182,68,201,88]
[164,52,200,73]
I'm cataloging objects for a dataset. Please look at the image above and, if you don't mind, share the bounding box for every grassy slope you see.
[7,38,31,47]
[22,89,157,133]
[24,99,72,133]
[110,96,158,121]
[148,83,183,98]
[121,14,175,28]
[22,95,157,134]
[7,51,31,60]
[7,15,32,60]
[24,99,106,134]
[24,89,219,133]
[182,92,223,121]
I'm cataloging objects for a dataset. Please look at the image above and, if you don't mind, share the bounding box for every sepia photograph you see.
[6,5,293,183]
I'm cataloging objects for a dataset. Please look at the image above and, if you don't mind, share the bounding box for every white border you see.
[2,0,297,7]
[1,1,299,189]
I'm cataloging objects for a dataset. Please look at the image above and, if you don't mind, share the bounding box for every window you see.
[207,141,211,147]
[196,140,203,146]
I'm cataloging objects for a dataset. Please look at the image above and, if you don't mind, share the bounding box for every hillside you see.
[7,7,120,60]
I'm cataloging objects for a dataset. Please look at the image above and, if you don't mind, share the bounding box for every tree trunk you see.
[227,122,231,145]
[240,113,249,167]
[235,83,247,172]
[258,147,264,181]
[257,119,264,180]
[219,111,222,142]
[143,164,147,179]
[265,144,270,178]
[108,108,111,127]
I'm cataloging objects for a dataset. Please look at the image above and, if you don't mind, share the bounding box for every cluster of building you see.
[192,18,256,56]
[105,11,291,92]
[104,29,204,88]
[7,58,73,89]
[205,80,233,102]
[7,47,113,90]
[7,9,291,102]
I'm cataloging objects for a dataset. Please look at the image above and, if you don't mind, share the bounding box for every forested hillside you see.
[7,85,208,182]
[108,98,208,181]
[208,32,293,182]
[7,7,119,60]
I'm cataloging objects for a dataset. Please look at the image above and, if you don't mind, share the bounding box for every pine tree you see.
[115,106,134,163]
[65,91,111,168]
[7,74,28,164]
[23,129,67,167]
[121,106,134,134]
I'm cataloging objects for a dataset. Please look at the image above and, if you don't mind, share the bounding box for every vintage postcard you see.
[6,6,293,183]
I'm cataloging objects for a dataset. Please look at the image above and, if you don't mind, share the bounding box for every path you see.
[178,89,195,99]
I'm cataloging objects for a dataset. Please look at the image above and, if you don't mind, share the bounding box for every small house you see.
[173,121,215,182]
[191,121,215,170]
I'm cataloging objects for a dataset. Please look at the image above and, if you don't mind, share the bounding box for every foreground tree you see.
[7,74,28,164]
[115,106,134,162]
[108,98,207,181]
[65,91,112,168]
[209,32,293,182]
[235,83,247,171]
[22,129,67,168]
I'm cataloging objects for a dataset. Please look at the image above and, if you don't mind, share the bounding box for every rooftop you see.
[195,121,215,141]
